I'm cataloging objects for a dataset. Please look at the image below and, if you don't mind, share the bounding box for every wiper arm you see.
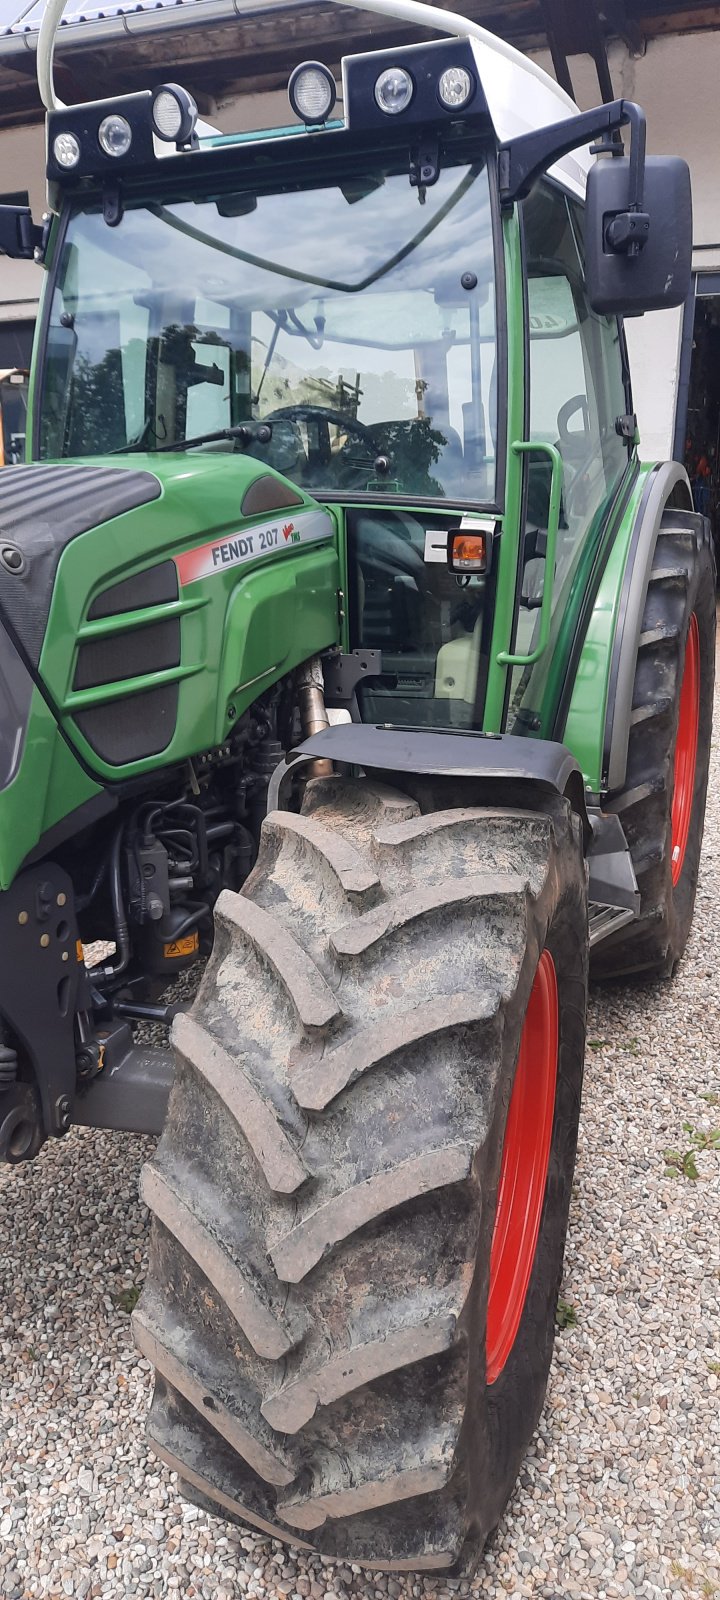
[152,422,273,454]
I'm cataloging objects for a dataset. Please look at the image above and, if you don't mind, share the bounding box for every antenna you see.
[37,0,68,111]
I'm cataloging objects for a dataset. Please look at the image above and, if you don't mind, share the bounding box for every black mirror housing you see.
[585,155,692,316]
[0,204,41,261]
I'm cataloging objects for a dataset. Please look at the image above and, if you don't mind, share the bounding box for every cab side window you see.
[508,181,630,728]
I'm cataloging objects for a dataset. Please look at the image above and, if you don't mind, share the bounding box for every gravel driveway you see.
[1,708,719,1600]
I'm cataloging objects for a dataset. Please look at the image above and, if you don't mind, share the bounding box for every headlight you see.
[374,66,414,116]
[98,115,132,158]
[53,132,81,170]
[288,62,337,125]
[151,83,198,144]
[438,66,475,110]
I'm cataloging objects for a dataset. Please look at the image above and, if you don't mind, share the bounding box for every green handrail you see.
[497,439,564,668]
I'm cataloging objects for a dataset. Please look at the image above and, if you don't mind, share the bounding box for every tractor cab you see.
[4,25,692,745]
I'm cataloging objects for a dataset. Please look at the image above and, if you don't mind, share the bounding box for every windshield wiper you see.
[151,421,273,454]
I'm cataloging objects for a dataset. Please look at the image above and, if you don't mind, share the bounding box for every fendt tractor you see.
[0,0,715,1572]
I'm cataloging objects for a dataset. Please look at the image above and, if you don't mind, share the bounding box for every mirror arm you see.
[498,98,647,215]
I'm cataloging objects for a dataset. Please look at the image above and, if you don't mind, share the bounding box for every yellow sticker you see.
[163,931,199,959]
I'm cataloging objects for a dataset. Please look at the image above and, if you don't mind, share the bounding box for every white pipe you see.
[37,0,67,111]
[329,0,577,109]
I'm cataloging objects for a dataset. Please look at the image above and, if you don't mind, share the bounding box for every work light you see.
[151,84,198,145]
[98,115,132,158]
[438,66,474,110]
[374,66,414,115]
[52,131,81,169]
[288,62,337,125]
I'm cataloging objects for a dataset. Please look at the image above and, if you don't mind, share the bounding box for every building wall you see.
[0,122,46,327]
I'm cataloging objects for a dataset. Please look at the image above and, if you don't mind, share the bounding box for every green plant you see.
[112,1284,141,1314]
[556,1297,578,1330]
[664,1122,720,1179]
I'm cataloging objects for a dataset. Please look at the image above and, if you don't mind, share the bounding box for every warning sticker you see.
[163,931,200,959]
[175,509,334,587]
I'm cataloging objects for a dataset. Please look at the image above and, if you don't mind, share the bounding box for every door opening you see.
[683,290,720,569]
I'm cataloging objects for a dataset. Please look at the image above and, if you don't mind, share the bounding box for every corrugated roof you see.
[1,0,224,36]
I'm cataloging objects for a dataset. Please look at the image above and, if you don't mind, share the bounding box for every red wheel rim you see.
[486,950,558,1386]
[671,613,700,887]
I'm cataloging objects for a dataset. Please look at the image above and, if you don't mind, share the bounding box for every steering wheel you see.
[266,403,377,448]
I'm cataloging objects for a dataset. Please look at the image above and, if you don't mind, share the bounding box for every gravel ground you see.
[2,708,719,1600]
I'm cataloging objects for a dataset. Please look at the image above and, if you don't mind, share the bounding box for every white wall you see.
[0,122,47,325]
[531,30,720,463]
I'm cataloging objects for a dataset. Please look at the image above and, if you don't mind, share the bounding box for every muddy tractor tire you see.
[134,778,588,1572]
[592,517,715,980]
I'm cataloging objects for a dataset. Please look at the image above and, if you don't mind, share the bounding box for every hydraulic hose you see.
[93,826,131,986]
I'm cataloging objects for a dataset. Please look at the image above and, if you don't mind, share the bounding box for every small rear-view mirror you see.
[585,155,692,316]
[0,204,39,261]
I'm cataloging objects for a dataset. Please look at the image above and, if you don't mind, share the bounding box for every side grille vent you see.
[88,560,178,619]
[72,560,182,765]
[75,686,179,765]
[74,618,180,691]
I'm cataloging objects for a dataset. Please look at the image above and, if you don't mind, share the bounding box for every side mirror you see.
[585,155,692,316]
[0,205,42,261]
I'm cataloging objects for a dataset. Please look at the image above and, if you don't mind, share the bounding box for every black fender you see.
[273,723,590,841]
[602,461,711,793]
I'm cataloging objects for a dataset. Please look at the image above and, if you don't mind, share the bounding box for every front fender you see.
[273,723,590,837]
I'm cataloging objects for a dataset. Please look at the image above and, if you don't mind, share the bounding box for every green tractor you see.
[0,0,715,1572]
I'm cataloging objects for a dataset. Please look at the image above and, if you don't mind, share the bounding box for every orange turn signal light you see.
[448,531,488,572]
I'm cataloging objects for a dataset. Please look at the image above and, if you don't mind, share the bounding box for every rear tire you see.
[591,516,715,979]
[135,779,588,1571]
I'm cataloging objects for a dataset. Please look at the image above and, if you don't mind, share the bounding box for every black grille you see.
[88,560,178,620]
[75,684,178,764]
[74,617,180,691]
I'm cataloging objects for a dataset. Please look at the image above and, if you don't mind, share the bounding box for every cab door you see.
[505,180,634,736]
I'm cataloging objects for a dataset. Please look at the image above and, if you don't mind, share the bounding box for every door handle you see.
[497,439,564,668]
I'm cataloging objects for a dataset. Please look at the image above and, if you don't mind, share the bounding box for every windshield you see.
[38,157,500,504]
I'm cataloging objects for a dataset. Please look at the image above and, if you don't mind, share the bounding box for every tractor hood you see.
[0,451,340,784]
[0,452,323,668]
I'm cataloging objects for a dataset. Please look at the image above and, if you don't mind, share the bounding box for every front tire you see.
[135,778,588,1572]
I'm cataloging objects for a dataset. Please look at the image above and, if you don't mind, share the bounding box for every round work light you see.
[438,66,475,110]
[53,131,81,169]
[288,62,337,125]
[374,66,414,115]
[151,84,198,144]
[98,114,133,158]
